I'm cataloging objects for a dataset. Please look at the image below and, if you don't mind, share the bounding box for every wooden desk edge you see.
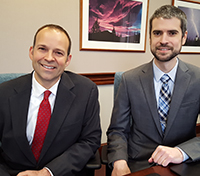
[125,165,177,176]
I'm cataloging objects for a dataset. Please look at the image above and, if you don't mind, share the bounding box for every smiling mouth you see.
[157,45,172,51]
[157,47,170,51]
[156,48,172,54]
[41,64,55,69]
[159,48,168,51]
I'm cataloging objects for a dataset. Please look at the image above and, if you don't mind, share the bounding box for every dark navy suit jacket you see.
[0,71,101,176]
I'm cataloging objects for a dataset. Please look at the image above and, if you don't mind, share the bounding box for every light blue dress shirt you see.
[153,60,177,106]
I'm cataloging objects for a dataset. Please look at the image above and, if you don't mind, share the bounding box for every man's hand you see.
[111,160,131,176]
[17,168,51,176]
[148,145,184,167]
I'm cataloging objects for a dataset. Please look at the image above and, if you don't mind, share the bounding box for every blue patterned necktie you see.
[158,74,171,133]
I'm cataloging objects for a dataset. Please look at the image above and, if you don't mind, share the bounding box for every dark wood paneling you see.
[80,72,115,85]
[196,123,200,136]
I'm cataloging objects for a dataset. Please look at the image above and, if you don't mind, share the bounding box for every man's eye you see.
[55,51,64,56]
[57,52,63,55]
[38,47,46,51]
[169,31,177,36]
[153,31,161,36]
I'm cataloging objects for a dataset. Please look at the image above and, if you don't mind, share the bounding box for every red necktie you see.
[31,90,51,161]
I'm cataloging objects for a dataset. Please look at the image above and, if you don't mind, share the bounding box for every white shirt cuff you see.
[44,167,54,176]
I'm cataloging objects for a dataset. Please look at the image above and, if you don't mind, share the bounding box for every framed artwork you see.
[173,0,200,53]
[80,0,149,52]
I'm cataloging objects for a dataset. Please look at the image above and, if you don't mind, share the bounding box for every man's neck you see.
[154,58,177,73]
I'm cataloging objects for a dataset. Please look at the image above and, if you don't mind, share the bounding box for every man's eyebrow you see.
[55,48,65,53]
[152,30,162,33]
[152,29,179,33]
[36,44,46,47]
[168,29,179,32]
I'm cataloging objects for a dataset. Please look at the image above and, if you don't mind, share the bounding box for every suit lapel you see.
[140,61,163,137]
[9,72,76,163]
[141,60,191,139]
[10,74,36,164]
[39,72,76,161]
[164,60,191,138]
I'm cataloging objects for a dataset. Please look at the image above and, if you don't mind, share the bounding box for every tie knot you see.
[160,74,170,84]
[44,90,51,100]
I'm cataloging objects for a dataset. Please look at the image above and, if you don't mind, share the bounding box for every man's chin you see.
[152,48,180,62]
[154,53,177,62]
[156,57,173,62]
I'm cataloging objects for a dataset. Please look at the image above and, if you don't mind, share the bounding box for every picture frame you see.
[80,0,149,52]
[172,0,200,53]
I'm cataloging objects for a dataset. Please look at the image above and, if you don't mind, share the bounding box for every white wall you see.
[1,0,200,143]
[98,85,114,143]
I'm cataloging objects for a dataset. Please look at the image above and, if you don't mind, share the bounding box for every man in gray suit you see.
[107,5,200,176]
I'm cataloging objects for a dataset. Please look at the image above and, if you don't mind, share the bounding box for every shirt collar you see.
[153,58,179,83]
[32,72,60,97]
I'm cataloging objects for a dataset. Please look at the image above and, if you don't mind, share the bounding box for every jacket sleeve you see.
[178,137,200,162]
[107,74,131,166]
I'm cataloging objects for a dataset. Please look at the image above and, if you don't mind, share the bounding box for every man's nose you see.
[45,51,54,61]
[160,33,169,44]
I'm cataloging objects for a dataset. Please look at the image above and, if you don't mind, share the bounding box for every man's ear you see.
[65,54,72,68]
[182,31,188,45]
[29,46,34,61]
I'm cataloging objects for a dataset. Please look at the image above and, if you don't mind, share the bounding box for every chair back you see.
[114,72,124,99]
[0,73,25,84]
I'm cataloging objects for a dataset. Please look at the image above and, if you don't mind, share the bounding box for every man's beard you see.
[151,45,181,62]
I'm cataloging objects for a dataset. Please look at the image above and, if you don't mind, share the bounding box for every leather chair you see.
[85,150,101,176]
[0,73,101,176]
[0,73,26,84]
[101,72,123,176]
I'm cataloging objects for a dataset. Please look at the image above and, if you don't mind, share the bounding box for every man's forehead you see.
[152,17,181,30]
[152,17,181,24]
[37,27,60,37]
[36,28,69,43]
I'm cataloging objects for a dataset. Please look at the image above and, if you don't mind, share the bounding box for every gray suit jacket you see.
[0,71,101,176]
[107,59,200,172]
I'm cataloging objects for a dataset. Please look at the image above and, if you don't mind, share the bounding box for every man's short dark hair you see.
[149,5,187,38]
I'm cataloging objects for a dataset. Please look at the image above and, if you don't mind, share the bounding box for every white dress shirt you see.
[26,73,59,144]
